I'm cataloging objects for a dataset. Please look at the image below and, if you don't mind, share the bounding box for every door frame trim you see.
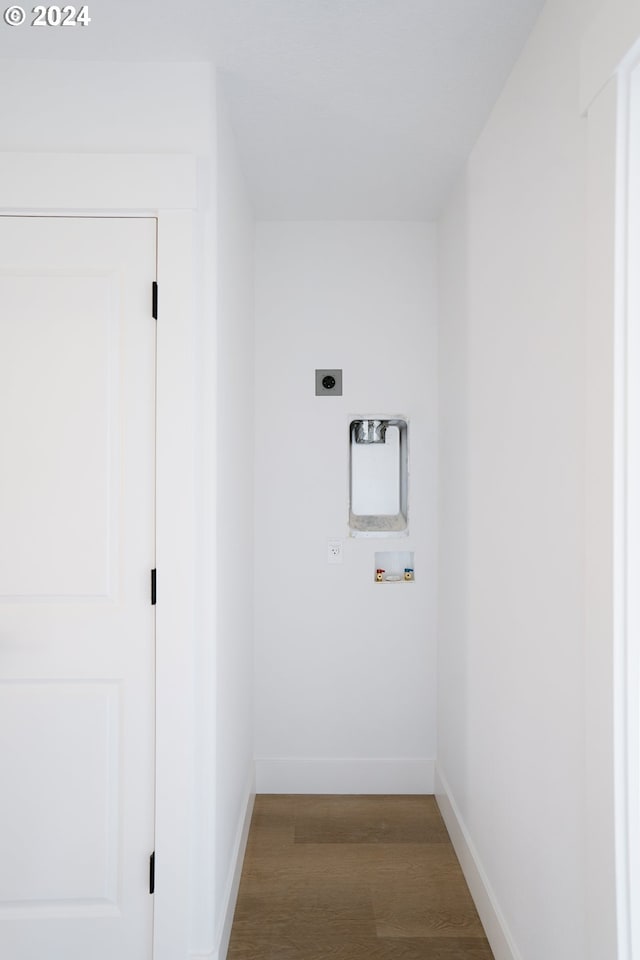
[0,152,199,960]
[613,46,640,960]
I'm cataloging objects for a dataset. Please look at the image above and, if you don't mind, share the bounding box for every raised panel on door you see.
[0,272,117,600]
[0,217,156,960]
[0,681,120,910]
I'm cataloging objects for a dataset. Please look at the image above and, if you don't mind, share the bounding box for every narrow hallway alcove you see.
[0,2,633,959]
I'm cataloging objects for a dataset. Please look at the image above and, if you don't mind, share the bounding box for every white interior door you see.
[0,217,157,960]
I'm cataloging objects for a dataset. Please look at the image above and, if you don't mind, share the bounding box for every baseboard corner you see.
[434,765,522,960]
[214,769,256,960]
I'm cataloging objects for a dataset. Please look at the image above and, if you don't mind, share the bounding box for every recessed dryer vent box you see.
[349,417,408,537]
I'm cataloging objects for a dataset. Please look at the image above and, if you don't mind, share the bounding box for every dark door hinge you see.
[151,569,156,606]
[149,851,155,895]
[152,281,158,320]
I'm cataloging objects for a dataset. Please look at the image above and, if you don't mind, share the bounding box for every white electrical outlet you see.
[327,540,343,564]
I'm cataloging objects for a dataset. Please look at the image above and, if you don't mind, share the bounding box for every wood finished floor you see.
[227,795,495,960]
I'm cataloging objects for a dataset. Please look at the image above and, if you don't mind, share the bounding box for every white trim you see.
[154,209,197,960]
[615,46,640,960]
[434,767,521,960]
[213,772,256,960]
[583,69,625,960]
[614,53,631,960]
[0,153,196,211]
[0,153,199,960]
[255,757,434,794]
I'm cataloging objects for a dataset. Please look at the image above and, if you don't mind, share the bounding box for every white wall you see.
[210,93,256,960]
[0,59,258,960]
[0,60,211,155]
[437,1,616,959]
[253,221,437,793]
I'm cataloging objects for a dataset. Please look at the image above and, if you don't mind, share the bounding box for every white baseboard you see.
[212,770,256,960]
[434,765,522,960]
[255,757,434,794]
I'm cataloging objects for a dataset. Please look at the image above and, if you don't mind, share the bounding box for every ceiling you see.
[1,0,546,219]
